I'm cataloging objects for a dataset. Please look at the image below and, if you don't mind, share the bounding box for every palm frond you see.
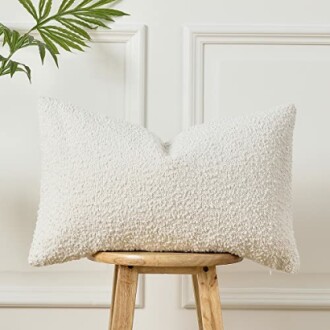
[0,56,32,82]
[0,0,129,81]
[18,0,38,20]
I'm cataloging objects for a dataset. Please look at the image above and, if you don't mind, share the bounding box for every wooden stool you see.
[89,252,242,330]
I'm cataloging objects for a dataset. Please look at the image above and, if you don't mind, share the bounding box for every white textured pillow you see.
[29,98,299,272]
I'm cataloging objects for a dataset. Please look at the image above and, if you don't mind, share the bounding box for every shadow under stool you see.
[89,252,243,330]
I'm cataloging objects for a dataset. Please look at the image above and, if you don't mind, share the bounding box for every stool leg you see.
[193,266,224,330]
[109,265,139,330]
[192,274,203,330]
[109,265,119,330]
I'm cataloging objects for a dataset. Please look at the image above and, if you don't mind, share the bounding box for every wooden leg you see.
[194,266,224,330]
[109,265,139,330]
[109,265,119,330]
[192,274,203,330]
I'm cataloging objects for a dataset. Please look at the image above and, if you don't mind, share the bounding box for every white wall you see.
[1,0,330,329]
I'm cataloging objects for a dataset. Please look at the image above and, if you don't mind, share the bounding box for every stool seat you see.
[89,251,243,330]
[89,251,242,268]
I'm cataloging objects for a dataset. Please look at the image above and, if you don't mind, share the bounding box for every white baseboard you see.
[182,287,330,310]
[0,284,144,308]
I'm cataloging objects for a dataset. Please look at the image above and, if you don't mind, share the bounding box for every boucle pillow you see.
[29,98,299,273]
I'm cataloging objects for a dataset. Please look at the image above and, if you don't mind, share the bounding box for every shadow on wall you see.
[293,179,330,273]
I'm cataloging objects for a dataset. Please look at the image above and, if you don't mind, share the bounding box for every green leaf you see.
[38,28,60,54]
[57,18,91,39]
[37,41,46,63]
[1,0,129,82]
[45,28,88,51]
[75,9,121,20]
[41,29,73,51]
[16,34,29,48]
[28,35,36,44]
[58,0,70,12]
[88,0,116,9]
[11,30,20,51]
[0,69,11,76]
[45,44,59,67]
[75,0,94,9]
[32,31,59,67]
[41,0,52,19]
[73,14,109,28]
[2,27,12,47]
[39,0,46,17]
[0,58,32,82]
[0,27,37,53]
[92,8,128,17]
[45,25,85,42]
[59,17,96,29]
[18,0,38,20]
[23,64,32,82]
[58,0,75,12]
[77,10,110,20]
[1,27,25,53]
[10,61,18,77]
[18,35,36,49]
[0,24,5,36]
[53,31,84,51]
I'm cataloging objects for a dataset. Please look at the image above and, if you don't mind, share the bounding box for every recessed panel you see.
[0,28,143,277]
[203,43,330,273]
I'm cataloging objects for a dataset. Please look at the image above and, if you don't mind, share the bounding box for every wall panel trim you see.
[0,282,145,308]
[182,280,330,310]
[0,23,147,309]
[183,24,330,129]
[181,25,330,311]
[1,23,147,126]
[69,24,147,126]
